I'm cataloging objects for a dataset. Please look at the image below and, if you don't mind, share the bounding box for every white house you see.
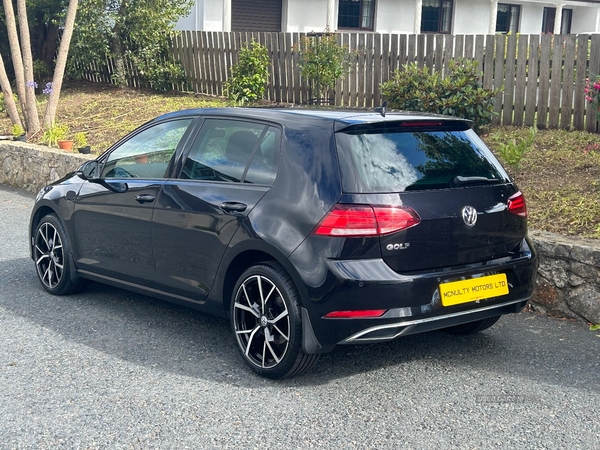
[176,0,600,35]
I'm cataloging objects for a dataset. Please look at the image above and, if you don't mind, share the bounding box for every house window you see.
[496,4,520,34]
[421,0,453,34]
[543,7,573,34]
[338,0,375,30]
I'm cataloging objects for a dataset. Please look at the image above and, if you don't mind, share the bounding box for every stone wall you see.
[529,231,600,324]
[1,142,599,324]
[0,141,93,194]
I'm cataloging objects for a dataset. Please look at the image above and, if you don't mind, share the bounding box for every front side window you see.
[421,0,453,34]
[181,119,280,185]
[338,0,375,30]
[102,119,192,179]
[496,4,520,34]
[544,8,573,34]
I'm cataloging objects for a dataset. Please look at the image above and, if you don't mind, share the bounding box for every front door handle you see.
[135,194,156,204]
[220,202,247,213]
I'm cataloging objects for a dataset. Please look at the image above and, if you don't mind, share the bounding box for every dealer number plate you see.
[439,274,509,307]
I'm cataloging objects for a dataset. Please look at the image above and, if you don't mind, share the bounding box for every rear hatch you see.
[334,119,527,273]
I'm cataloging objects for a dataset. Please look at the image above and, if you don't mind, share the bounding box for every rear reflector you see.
[313,204,421,237]
[507,191,527,217]
[324,309,387,319]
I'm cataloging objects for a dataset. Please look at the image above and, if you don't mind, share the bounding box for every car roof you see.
[152,107,472,130]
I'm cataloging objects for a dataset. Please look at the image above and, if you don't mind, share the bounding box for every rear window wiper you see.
[453,176,501,186]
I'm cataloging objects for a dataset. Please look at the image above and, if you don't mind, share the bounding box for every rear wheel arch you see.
[221,249,283,316]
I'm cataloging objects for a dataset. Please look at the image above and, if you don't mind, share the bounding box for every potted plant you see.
[73,132,90,154]
[42,123,71,150]
[11,124,26,141]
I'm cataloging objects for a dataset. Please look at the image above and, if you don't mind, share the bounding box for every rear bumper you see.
[338,297,528,344]
[298,238,537,353]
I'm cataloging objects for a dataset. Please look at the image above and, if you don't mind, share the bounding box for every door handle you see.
[135,194,156,204]
[220,202,247,213]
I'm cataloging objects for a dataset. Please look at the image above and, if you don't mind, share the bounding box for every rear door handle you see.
[135,194,156,204]
[220,202,247,213]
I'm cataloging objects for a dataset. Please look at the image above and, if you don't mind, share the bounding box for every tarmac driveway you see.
[1,184,599,449]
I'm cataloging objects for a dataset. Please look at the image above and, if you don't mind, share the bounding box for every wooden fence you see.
[81,32,600,132]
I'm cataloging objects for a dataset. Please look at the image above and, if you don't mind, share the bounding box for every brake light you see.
[401,121,443,127]
[507,191,527,217]
[313,204,421,237]
[324,309,387,318]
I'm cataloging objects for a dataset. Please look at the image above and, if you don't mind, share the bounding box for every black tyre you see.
[33,214,84,296]
[443,315,501,335]
[231,262,319,379]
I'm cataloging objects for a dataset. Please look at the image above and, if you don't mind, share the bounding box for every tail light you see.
[313,204,421,237]
[507,191,527,217]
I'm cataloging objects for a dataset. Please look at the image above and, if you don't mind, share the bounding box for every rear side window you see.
[336,128,509,193]
[181,119,280,185]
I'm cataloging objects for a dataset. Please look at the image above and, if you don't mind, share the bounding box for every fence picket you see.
[548,35,564,128]
[537,34,552,129]
[524,34,540,127]
[560,35,576,129]
[513,35,528,126]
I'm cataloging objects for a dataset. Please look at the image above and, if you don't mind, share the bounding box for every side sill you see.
[77,269,208,306]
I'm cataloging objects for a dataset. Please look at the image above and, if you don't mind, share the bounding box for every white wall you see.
[572,6,600,33]
[286,0,328,32]
[376,0,415,34]
[453,0,489,34]
[176,0,205,30]
[520,2,545,34]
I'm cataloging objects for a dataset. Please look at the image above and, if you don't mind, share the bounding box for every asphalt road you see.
[1,184,599,449]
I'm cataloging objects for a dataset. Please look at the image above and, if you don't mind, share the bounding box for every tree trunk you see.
[43,0,79,128]
[17,0,41,135]
[0,54,23,128]
[111,0,128,88]
[3,0,28,128]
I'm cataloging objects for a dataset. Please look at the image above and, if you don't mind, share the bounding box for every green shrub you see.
[42,123,69,147]
[297,34,350,102]
[381,59,501,130]
[495,127,537,171]
[225,41,270,105]
[144,61,188,92]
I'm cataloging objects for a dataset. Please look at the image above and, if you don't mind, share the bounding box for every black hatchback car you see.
[30,108,537,379]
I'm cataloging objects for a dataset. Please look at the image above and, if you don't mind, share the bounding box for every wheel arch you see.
[29,205,59,256]
[217,245,308,318]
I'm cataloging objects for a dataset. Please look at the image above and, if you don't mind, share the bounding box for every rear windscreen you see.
[336,128,510,193]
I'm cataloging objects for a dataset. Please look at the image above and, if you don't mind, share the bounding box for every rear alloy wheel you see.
[33,214,84,296]
[443,316,501,335]
[231,263,318,379]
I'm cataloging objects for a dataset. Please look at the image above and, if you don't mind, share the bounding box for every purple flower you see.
[26,81,38,89]
[42,82,53,95]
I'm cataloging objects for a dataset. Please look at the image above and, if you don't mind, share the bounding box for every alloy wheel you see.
[34,221,65,289]
[233,274,291,369]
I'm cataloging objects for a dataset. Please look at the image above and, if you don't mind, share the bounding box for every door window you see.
[102,119,192,179]
[181,119,280,185]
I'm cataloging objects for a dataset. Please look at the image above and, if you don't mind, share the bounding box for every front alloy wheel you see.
[231,263,318,379]
[33,214,83,295]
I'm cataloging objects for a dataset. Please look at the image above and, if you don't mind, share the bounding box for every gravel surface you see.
[1,184,599,449]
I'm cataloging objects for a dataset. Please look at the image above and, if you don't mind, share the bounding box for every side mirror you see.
[77,160,100,181]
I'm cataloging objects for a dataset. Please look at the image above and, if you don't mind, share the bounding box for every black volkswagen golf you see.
[30,108,537,379]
